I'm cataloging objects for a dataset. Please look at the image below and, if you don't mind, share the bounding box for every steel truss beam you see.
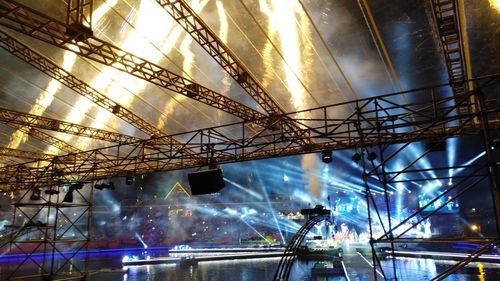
[430,0,473,117]
[7,123,82,154]
[0,29,201,159]
[0,106,143,144]
[0,146,56,161]
[155,0,308,142]
[0,0,266,123]
[431,0,466,92]
[357,78,500,279]
[0,75,497,191]
[66,0,92,31]
[3,181,94,280]
[0,29,163,139]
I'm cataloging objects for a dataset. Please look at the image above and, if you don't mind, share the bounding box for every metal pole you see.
[476,89,500,236]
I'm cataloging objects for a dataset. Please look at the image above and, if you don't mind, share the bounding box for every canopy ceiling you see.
[0,0,499,163]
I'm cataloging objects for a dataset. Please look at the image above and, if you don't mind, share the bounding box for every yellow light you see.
[477,263,485,281]
[471,224,479,231]
[489,0,500,13]
[260,0,308,116]
[157,0,209,130]
[44,1,117,154]
[216,0,231,118]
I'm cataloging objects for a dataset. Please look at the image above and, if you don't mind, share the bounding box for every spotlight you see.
[62,189,73,203]
[367,151,377,161]
[321,150,333,164]
[30,188,41,201]
[62,182,83,203]
[45,189,59,195]
[95,182,115,190]
[492,139,500,149]
[125,176,135,186]
[70,182,84,190]
[352,153,361,164]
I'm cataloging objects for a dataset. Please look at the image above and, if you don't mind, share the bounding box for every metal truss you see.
[3,180,94,280]
[356,77,500,279]
[7,123,82,154]
[66,0,92,31]
[0,30,201,159]
[430,0,473,117]
[273,215,330,281]
[156,0,279,114]
[431,0,467,93]
[0,146,56,161]
[0,29,163,139]
[0,75,497,192]
[155,0,308,141]
[0,0,266,123]
[0,106,143,144]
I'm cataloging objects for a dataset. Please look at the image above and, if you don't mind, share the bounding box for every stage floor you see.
[1,247,500,280]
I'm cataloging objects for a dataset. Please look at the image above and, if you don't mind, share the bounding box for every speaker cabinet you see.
[187,168,225,195]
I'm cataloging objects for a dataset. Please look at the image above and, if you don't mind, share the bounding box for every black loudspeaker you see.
[187,168,225,195]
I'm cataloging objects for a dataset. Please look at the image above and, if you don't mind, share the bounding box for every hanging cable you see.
[357,0,403,92]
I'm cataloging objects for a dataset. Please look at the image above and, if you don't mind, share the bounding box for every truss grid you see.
[0,75,497,192]
[0,0,266,123]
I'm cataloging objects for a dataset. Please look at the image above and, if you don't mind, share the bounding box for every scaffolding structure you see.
[2,176,94,281]
[0,75,497,280]
[357,78,500,280]
[0,0,499,280]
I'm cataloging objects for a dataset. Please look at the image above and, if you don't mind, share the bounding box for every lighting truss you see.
[0,146,57,161]
[3,181,94,280]
[155,0,309,144]
[430,0,473,117]
[6,123,82,154]
[356,78,500,279]
[0,0,266,123]
[0,106,143,144]
[0,29,163,139]
[0,75,497,192]
[0,29,199,157]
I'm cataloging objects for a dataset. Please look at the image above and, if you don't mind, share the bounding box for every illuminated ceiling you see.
[0,0,499,164]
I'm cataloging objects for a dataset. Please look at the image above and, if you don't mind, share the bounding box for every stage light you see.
[95,182,115,190]
[125,176,135,185]
[30,188,41,201]
[62,189,73,203]
[367,151,377,161]
[44,189,59,195]
[70,182,84,190]
[321,150,333,164]
[62,182,84,203]
[352,153,361,163]
[471,224,479,231]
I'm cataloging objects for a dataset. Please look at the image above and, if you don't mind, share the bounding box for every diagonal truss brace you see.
[0,106,143,144]
[6,123,82,154]
[156,0,311,142]
[0,76,497,191]
[0,146,57,160]
[0,29,163,139]
[0,0,267,123]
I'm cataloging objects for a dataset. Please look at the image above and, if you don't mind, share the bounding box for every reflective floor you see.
[1,252,500,280]
[93,254,500,281]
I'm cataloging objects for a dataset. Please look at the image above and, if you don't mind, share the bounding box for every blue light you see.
[283,174,289,182]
